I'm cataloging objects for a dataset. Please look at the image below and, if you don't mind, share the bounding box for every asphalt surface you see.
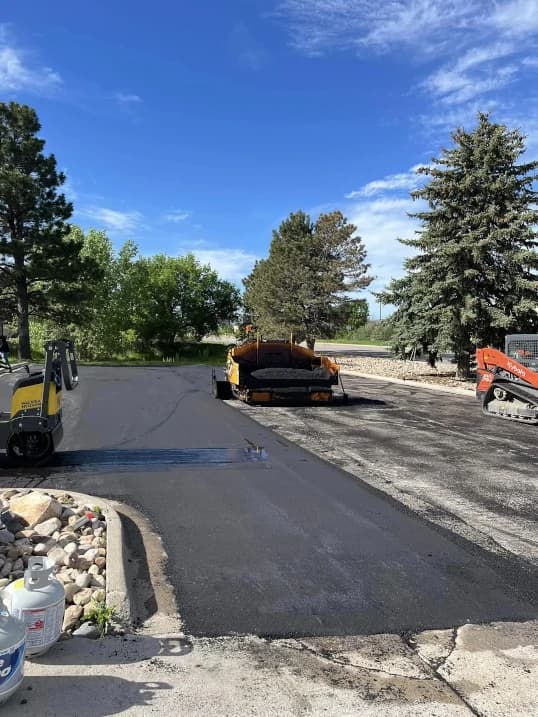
[0,365,537,639]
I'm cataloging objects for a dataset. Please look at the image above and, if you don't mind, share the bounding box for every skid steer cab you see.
[0,340,78,466]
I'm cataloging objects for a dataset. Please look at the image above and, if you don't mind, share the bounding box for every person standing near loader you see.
[0,335,12,372]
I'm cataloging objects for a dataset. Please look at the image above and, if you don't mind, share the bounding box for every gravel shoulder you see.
[337,354,475,393]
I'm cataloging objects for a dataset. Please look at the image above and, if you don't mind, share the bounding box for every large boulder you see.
[10,493,62,528]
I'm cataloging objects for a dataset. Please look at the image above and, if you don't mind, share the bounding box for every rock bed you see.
[337,355,475,391]
[0,489,106,635]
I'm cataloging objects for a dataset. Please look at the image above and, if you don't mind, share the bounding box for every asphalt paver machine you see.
[213,338,346,404]
[0,340,78,465]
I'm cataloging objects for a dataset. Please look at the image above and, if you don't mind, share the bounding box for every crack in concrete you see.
[271,638,433,683]
[403,629,483,717]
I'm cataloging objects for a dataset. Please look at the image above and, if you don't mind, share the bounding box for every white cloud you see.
[276,1,538,132]
[522,56,538,68]
[424,43,518,105]
[179,248,261,284]
[489,0,538,36]
[80,207,143,233]
[114,92,143,105]
[164,209,191,223]
[342,159,432,299]
[346,164,427,198]
[0,28,61,93]
[348,194,421,297]
[276,0,480,55]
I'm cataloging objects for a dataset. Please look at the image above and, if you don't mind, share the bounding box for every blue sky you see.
[2,1,538,317]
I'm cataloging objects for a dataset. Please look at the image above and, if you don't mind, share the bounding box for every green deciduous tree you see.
[380,113,538,375]
[243,210,372,348]
[130,253,240,351]
[0,102,97,358]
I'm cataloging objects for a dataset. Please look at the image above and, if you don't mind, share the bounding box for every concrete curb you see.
[342,369,475,397]
[27,488,131,626]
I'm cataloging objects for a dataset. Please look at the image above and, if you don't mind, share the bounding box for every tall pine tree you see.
[243,210,371,348]
[381,113,538,376]
[0,102,91,358]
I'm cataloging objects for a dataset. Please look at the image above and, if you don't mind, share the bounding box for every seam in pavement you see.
[274,639,435,683]
[28,488,131,626]
[403,629,482,717]
[342,370,475,397]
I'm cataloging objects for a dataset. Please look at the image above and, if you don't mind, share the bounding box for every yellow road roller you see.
[0,340,78,466]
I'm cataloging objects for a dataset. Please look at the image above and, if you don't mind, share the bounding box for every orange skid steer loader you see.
[476,334,538,424]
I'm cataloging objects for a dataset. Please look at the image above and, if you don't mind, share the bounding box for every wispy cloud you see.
[178,247,261,284]
[522,56,538,68]
[276,0,480,55]
[114,92,143,106]
[164,209,191,223]
[275,1,538,134]
[80,207,143,233]
[489,0,538,36]
[0,25,61,93]
[345,164,427,198]
[343,168,428,297]
[423,43,519,105]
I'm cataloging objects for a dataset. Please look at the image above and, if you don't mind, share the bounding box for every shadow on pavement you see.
[32,634,193,665]
[119,513,159,627]
[7,675,171,716]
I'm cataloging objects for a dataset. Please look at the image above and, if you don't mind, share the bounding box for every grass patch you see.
[322,338,390,348]
[35,342,230,367]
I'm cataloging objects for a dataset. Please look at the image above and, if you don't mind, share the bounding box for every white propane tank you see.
[2,557,65,657]
[0,608,26,704]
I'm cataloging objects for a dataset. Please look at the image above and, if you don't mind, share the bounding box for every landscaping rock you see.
[0,490,109,636]
[64,583,81,603]
[6,547,21,560]
[83,548,99,563]
[15,529,36,539]
[62,605,83,631]
[47,547,67,566]
[64,542,78,556]
[72,622,100,639]
[73,588,93,606]
[9,493,62,528]
[0,560,12,577]
[75,572,91,589]
[33,517,62,537]
[76,556,92,571]
[0,528,15,544]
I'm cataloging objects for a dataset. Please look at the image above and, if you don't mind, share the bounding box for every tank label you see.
[12,598,65,650]
[0,637,25,688]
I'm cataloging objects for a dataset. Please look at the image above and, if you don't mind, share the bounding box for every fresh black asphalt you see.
[0,365,537,637]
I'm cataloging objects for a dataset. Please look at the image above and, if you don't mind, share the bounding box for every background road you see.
[0,365,536,638]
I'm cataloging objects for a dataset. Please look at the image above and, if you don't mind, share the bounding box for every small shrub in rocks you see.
[0,490,108,636]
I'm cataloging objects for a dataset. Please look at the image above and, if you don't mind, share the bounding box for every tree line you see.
[0,102,240,359]
[1,101,537,368]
